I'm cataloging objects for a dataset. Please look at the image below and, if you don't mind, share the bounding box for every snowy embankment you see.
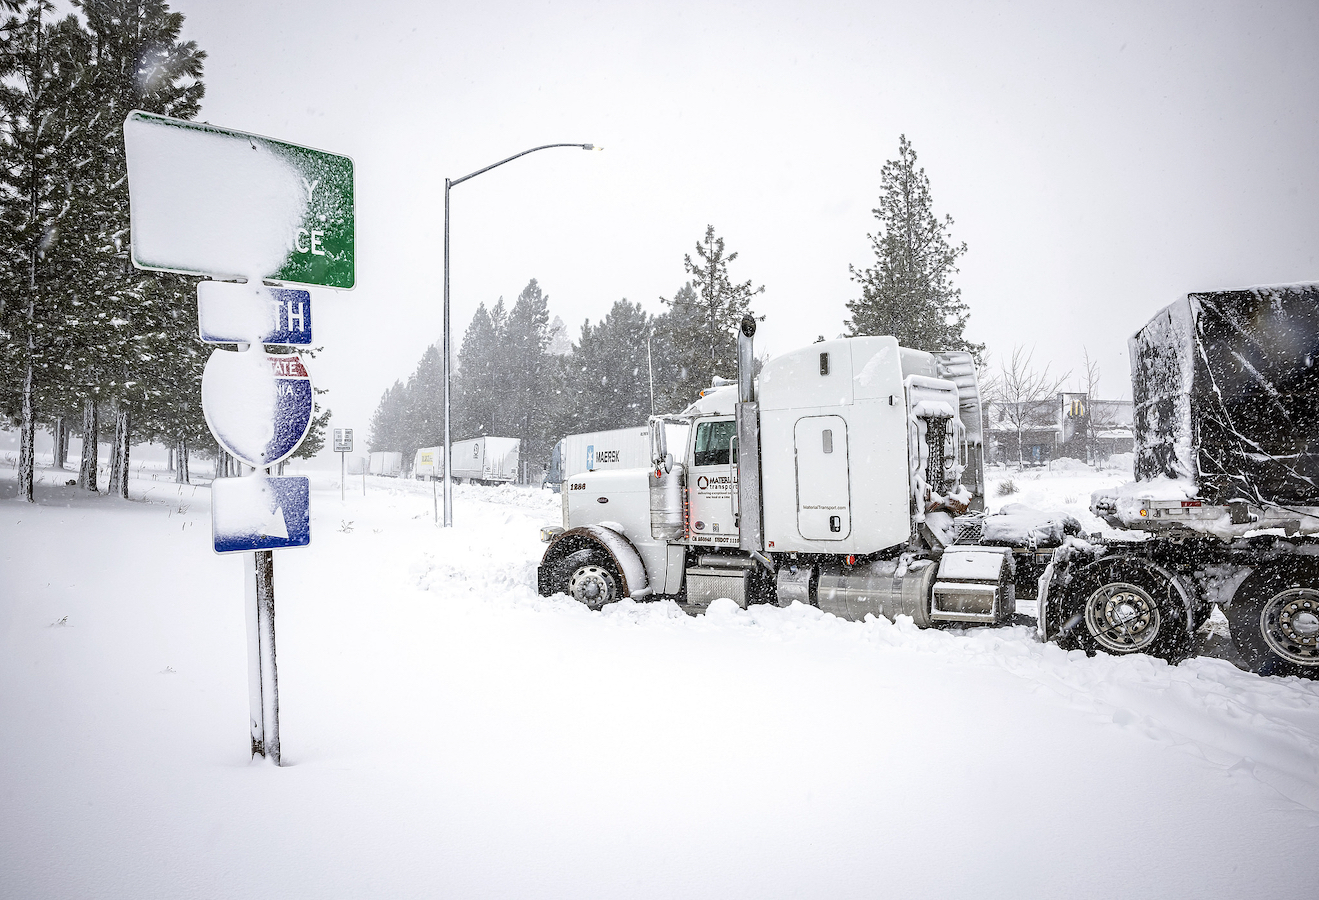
[2,450,1318,899]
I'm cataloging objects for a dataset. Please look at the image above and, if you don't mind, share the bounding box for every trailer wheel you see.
[554,549,621,611]
[1059,560,1193,663]
[1227,561,1319,679]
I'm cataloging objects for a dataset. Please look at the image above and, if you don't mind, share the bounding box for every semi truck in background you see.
[538,286,1319,680]
[450,437,520,485]
[413,438,521,484]
[368,451,403,478]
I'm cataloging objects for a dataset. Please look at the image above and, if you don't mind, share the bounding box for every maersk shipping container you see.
[546,422,692,487]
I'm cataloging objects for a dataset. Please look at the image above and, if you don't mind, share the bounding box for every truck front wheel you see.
[1058,561,1193,664]
[555,549,621,611]
[1227,562,1319,679]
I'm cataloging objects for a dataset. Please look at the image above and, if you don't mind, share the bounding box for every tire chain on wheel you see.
[1057,558,1195,664]
[1226,560,1319,680]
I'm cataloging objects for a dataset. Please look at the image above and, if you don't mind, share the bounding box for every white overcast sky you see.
[173,0,1318,438]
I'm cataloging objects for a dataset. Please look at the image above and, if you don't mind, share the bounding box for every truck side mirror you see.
[650,417,668,469]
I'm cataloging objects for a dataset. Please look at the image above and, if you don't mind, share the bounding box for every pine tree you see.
[502,278,555,469]
[846,135,980,357]
[657,227,763,411]
[400,343,444,458]
[453,302,499,439]
[567,299,655,431]
[367,381,406,452]
[70,0,205,492]
[0,0,205,500]
[0,3,96,501]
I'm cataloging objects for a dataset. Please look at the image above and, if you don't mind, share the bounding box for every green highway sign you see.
[124,111,355,290]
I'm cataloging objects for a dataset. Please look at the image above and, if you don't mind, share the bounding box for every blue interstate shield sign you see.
[201,350,314,468]
[212,475,311,553]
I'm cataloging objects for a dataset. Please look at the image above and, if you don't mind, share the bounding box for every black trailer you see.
[1038,284,1319,678]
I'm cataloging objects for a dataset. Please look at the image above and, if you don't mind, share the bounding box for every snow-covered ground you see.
[3,444,1318,899]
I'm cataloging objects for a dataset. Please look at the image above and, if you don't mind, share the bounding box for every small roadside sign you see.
[201,352,314,467]
[333,428,354,453]
[212,476,311,553]
[198,282,312,345]
[124,110,355,289]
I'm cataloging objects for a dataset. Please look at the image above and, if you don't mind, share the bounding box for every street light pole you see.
[442,143,598,527]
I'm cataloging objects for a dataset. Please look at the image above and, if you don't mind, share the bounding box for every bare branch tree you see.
[1081,347,1120,464]
[996,346,1069,470]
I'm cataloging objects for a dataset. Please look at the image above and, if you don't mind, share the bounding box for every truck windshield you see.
[693,420,737,467]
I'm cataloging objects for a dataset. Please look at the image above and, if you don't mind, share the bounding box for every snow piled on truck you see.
[980,503,1082,547]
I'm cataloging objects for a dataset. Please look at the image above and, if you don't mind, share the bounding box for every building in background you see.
[986,394,1133,467]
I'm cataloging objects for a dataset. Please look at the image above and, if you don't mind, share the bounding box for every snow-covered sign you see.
[333,429,353,453]
[201,351,314,468]
[124,110,355,290]
[197,281,312,345]
[211,476,311,553]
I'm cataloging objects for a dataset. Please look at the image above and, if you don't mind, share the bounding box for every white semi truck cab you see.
[538,316,1015,626]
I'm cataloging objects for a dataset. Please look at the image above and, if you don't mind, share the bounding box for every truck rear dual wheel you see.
[1227,561,1319,680]
[553,548,622,611]
[1059,560,1193,664]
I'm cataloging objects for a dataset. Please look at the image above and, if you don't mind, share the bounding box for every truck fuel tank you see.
[816,558,937,627]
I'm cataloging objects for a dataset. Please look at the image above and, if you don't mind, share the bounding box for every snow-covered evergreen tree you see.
[367,381,407,452]
[0,2,94,500]
[846,135,980,358]
[453,302,499,439]
[1,0,206,499]
[400,343,443,458]
[501,279,555,469]
[567,299,655,432]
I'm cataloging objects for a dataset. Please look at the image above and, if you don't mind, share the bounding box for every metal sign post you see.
[245,550,280,762]
[124,110,354,766]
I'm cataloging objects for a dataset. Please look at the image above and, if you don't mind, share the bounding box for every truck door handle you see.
[830,515,841,532]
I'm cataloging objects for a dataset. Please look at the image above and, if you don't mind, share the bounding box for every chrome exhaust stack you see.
[735,314,766,558]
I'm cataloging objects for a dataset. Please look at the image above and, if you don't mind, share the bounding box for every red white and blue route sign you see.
[202,351,314,468]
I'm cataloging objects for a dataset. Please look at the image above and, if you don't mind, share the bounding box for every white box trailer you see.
[413,446,443,480]
[547,423,690,488]
[368,451,403,477]
[450,437,520,485]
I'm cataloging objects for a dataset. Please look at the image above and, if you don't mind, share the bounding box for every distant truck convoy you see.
[537,285,1319,680]
[413,437,521,485]
[368,451,403,477]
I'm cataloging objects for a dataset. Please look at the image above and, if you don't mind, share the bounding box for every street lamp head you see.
[582,144,602,150]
